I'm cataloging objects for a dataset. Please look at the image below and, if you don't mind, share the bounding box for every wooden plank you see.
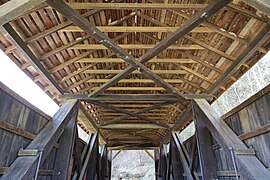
[0,100,79,180]
[62,26,213,33]
[208,22,270,94]
[0,82,51,121]
[242,0,270,16]
[100,123,167,129]
[195,119,217,180]
[52,111,78,179]
[0,23,63,95]
[67,3,207,9]
[86,0,230,98]
[0,120,59,148]
[213,123,270,150]
[0,0,46,25]
[193,99,270,179]
[70,44,204,50]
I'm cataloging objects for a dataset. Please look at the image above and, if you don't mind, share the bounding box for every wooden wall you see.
[0,82,67,179]
[183,84,270,179]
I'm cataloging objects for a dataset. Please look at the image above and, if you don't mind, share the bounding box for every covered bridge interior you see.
[0,0,269,179]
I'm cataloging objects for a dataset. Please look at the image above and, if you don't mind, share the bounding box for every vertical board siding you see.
[183,86,270,179]
[0,86,56,179]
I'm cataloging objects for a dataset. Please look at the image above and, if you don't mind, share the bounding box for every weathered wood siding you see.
[0,82,55,179]
[183,85,270,179]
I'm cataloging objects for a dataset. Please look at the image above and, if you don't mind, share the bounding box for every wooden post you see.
[159,144,168,180]
[52,110,78,179]
[194,118,217,180]
[154,149,160,179]
[170,137,184,179]
[106,149,112,180]
[0,100,79,180]
[193,99,270,179]
[100,145,107,180]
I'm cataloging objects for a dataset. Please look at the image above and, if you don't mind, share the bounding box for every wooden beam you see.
[59,94,212,103]
[60,94,179,102]
[147,0,267,53]
[40,12,135,60]
[0,23,63,95]
[172,132,194,180]
[0,100,79,180]
[102,123,166,129]
[144,150,155,160]
[67,3,207,9]
[80,103,106,143]
[62,26,213,33]
[208,21,270,94]
[78,133,98,180]
[83,69,186,74]
[0,0,46,25]
[137,16,224,73]
[86,78,184,84]
[242,0,270,16]
[87,0,230,98]
[102,102,174,125]
[77,58,195,63]
[85,100,170,128]
[99,145,107,179]
[53,112,78,179]
[49,32,128,74]
[99,123,165,129]
[193,99,270,179]
[70,44,204,50]
[195,119,217,180]
[24,0,125,43]
[47,0,190,100]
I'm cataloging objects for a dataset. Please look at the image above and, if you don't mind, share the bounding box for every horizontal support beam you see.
[70,44,204,50]
[90,87,176,91]
[77,58,195,63]
[67,3,207,9]
[83,70,186,74]
[87,79,184,84]
[99,123,169,129]
[60,94,213,101]
[61,26,213,33]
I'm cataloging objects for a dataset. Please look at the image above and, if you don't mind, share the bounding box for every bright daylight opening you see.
[112,150,155,179]
[0,49,89,141]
